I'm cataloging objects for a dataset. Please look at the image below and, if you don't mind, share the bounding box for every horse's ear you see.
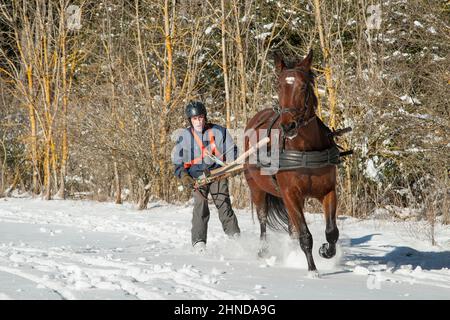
[273,51,286,73]
[296,49,313,70]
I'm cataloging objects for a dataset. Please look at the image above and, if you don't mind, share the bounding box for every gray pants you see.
[192,179,240,246]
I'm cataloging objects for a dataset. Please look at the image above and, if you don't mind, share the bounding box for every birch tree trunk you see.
[42,26,53,200]
[19,22,40,195]
[156,0,174,201]
[57,8,68,199]
[26,66,40,195]
[232,0,248,122]
[220,0,231,128]
[114,160,122,204]
[313,0,337,129]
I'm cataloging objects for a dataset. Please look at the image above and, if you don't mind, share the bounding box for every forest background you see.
[0,0,448,226]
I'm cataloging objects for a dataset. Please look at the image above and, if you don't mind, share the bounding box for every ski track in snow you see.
[0,197,449,300]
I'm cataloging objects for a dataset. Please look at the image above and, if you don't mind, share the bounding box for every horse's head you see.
[274,50,316,139]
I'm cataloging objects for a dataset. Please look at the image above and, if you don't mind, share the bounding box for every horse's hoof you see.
[307,270,321,279]
[319,243,336,259]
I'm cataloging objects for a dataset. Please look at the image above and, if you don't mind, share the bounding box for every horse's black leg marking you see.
[280,188,317,272]
[299,227,317,271]
[319,190,339,259]
[319,225,339,258]
[260,221,267,241]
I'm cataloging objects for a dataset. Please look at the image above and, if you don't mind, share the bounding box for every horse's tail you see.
[265,193,290,232]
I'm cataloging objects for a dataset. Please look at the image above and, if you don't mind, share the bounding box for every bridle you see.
[274,71,316,140]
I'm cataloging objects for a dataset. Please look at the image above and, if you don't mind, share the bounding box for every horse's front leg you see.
[287,199,303,249]
[281,190,317,274]
[319,189,339,259]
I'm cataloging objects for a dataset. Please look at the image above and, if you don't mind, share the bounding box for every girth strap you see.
[258,145,341,170]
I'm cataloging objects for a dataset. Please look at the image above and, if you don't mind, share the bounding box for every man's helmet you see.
[185,101,207,119]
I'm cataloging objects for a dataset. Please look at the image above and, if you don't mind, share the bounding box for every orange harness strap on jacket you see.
[184,128,222,169]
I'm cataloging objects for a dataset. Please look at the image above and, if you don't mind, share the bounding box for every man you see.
[172,101,241,253]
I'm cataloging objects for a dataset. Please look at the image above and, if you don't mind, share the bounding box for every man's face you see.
[191,114,205,132]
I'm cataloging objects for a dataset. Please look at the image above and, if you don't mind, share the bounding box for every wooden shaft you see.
[210,136,270,176]
[194,137,270,188]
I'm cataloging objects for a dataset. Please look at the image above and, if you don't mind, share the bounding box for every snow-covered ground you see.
[0,197,449,300]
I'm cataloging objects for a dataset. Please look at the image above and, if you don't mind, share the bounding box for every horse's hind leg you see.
[247,180,269,258]
[256,198,269,258]
[319,189,339,259]
[257,203,269,258]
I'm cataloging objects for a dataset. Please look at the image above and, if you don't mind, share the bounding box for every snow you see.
[432,54,445,61]
[205,25,214,35]
[400,94,421,105]
[364,158,380,181]
[254,32,271,40]
[0,197,449,300]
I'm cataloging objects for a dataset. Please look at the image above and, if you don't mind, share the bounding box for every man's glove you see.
[180,171,195,189]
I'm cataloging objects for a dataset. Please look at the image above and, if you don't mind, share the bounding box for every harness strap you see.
[254,110,280,165]
[258,145,342,170]
[184,128,222,169]
[267,109,281,138]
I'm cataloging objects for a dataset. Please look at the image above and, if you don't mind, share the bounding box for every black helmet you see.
[185,101,207,119]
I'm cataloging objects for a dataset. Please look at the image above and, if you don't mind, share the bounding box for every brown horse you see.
[244,50,339,276]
